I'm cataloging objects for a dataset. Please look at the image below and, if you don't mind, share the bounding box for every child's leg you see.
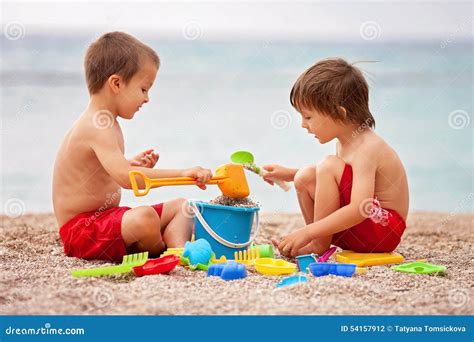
[121,206,165,256]
[295,156,346,255]
[294,165,316,224]
[159,198,193,248]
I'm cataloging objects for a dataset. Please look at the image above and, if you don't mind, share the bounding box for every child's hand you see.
[182,166,213,190]
[262,164,295,185]
[272,227,312,257]
[129,149,159,168]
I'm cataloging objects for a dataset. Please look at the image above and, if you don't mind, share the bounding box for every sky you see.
[1,1,472,41]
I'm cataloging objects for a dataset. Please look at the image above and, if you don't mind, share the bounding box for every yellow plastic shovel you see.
[129,163,250,198]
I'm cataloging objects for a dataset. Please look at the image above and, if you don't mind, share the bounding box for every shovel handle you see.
[129,170,225,197]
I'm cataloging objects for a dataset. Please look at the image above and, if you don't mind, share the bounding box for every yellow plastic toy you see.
[161,248,186,265]
[129,163,250,198]
[161,248,184,257]
[254,258,297,276]
[211,255,228,264]
[234,248,260,266]
[336,251,404,267]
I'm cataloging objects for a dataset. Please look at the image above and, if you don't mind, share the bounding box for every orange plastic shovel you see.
[129,163,250,198]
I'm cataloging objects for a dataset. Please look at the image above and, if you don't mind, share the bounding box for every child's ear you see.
[107,74,121,94]
[338,106,347,119]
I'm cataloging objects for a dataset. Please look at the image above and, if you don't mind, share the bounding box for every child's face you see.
[299,107,339,144]
[117,59,158,119]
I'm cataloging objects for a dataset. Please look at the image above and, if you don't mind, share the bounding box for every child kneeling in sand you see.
[264,58,409,257]
[53,32,212,262]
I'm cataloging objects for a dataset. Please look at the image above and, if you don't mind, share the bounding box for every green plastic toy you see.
[71,252,149,277]
[180,253,214,271]
[391,262,446,275]
[230,151,290,191]
[250,242,274,258]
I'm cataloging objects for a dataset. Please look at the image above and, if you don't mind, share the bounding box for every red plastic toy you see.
[133,254,180,277]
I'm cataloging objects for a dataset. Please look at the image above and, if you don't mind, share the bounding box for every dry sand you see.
[0,212,472,315]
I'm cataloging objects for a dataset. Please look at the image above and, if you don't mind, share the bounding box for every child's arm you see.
[278,150,378,256]
[90,128,211,189]
[261,164,298,185]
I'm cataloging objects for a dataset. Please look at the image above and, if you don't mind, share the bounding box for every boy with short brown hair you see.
[53,32,212,262]
[265,58,409,257]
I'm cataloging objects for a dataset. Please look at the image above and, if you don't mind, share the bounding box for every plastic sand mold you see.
[276,275,308,288]
[207,261,247,281]
[309,262,356,277]
[133,255,180,277]
[336,251,404,267]
[254,258,297,276]
[391,262,446,275]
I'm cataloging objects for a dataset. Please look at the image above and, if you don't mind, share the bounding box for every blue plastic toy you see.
[309,262,356,277]
[207,261,247,281]
[296,254,319,273]
[276,275,308,288]
[181,239,213,271]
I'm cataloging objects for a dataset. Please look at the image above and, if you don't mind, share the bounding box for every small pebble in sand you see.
[210,195,260,208]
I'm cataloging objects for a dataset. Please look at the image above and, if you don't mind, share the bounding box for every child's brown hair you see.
[84,31,160,94]
[290,58,375,128]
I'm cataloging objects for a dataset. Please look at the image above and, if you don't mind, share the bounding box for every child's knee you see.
[317,155,345,175]
[126,206,161,238]
[294,165,316,191]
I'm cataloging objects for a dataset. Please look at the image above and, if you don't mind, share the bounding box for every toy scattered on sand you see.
[210,244,274,265]
[336,251,404,267]
[254,258,297,276]
[296,254,318,273]
[296,247,337,273]
[161,247,184,258]
[230,150,291,191]
[309,262,356,278]
[207,261,247,281]
[180,239,214,271]
[133,255,180,277]
[391,262,446,275]
[129,163,250,198]
[276,275,308,288]
[71,252,149,277]
[251,243,274,258]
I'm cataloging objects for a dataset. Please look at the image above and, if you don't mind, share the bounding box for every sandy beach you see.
[0,211,472,315]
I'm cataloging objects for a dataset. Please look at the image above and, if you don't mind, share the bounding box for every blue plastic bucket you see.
[190,201,260,259]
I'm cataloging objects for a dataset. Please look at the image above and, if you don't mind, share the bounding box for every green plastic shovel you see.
[71,252,149,277]
[230,151,290,191]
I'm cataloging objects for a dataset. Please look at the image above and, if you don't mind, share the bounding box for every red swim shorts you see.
[332,164,406,253]
[59,204,163,262]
